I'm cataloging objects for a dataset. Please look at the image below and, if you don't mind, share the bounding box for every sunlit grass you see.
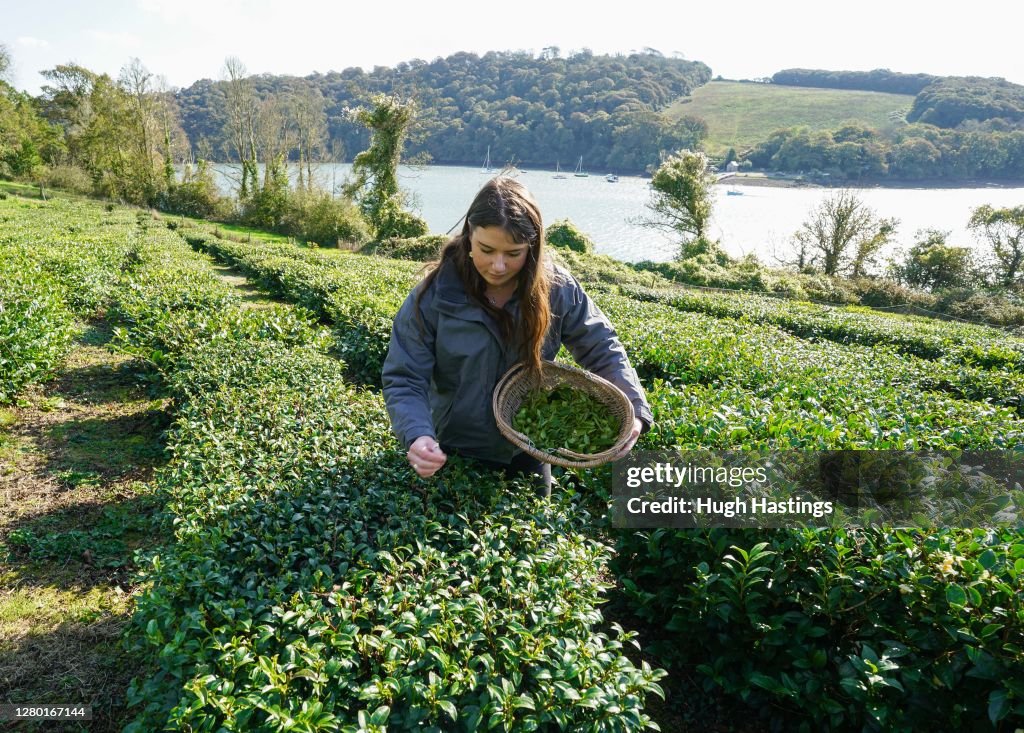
[668,81,913,155]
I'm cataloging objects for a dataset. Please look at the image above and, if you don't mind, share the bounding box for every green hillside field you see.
[667,80,914,155]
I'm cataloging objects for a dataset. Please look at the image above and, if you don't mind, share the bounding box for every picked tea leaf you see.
[512,385,620,454]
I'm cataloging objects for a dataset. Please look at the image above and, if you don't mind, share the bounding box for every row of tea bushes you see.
[0,197,145,402]
[611,525,1024,731]
[0,247,76,403]
[593,294,1024,449]
[107,221,331,375]
[182,231,420,385]
[0,198,143,314]
[619,283,1024,372]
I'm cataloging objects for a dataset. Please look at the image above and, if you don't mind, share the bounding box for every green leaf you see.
[945,584,967,608]
[988,689,1010,723]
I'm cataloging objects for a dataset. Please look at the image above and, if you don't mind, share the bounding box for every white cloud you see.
[87,30,143,48]
[16,36,50,49]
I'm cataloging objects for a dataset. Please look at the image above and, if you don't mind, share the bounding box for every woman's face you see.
[469,226,529,289]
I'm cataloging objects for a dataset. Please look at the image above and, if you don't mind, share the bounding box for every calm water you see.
[210,163,1024,265]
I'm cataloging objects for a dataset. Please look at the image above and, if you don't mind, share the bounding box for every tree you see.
[793,189,898,276]
[287,83,328,191]
[1,47,63,179]
[968,204,1024,287]
[119,58,161,202]
[638,150,715,257]
[221,56,259,199]
[896,229,975,290]
[345,94,426,239]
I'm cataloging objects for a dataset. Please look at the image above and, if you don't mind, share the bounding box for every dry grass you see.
[0,320,173,732]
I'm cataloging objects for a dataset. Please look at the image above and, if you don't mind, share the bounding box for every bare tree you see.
[255,94,292,188]
[287,83,327,190]
[221,56,260,198]
[793,189,898,276]
[151,74,188,189]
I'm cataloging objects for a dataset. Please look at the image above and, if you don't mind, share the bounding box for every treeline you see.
[908,76,1024,128]
[748,122,1024,181]
[771,68,938,96]
[176,49,712,172]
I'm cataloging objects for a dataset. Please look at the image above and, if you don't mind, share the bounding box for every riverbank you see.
[715,171,1024,190]
[715,173,815,188]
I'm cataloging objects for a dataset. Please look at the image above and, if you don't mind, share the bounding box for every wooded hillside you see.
[175,50,712,172]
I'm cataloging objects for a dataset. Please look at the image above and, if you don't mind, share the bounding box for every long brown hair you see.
[417,176,551,377]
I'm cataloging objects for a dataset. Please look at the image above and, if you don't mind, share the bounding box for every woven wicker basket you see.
[493,360,635,468]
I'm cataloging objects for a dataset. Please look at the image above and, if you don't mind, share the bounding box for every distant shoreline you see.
[205,162,1024,191]
[716,172,1024,190]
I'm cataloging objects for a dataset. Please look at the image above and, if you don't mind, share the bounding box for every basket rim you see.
[492,360,635,469]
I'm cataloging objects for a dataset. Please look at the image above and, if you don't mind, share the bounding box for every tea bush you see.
[184,231,419,384]
[612,527,1024,731]
[618,283,1024,371]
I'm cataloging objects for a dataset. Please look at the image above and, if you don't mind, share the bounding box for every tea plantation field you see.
[3,194,1024,731]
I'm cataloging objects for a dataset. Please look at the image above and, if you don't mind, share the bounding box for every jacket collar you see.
[432,260,524,348]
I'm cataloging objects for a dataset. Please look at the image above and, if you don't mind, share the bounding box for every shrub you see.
[896,230,977,291]
[160,163,231,220]
[375,197,429,239]
[284,188,371,248]
[362,234,446,261]
[935,288,1024,328]
[849,277,938,309]
[546,219,595,254]
[42,164,94,196]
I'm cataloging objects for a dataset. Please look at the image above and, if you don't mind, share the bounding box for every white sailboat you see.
[553,161,567,179]
[574,156,589,178]
[481,145,493,173]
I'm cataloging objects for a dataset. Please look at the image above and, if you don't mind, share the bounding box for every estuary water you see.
[210,163,1024,265]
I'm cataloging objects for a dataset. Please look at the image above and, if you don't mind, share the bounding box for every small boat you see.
[574,156,589,178]
[726,188,744,196]
[481,145,493,174]
[553,161,567,179]
[605,173,619,183]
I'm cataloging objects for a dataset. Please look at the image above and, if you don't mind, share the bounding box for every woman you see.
[381,177,652,496]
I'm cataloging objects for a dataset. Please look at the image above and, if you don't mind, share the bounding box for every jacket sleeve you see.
[381,288,437,449]
[557,273,654,432]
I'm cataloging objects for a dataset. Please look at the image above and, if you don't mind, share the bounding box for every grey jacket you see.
[381,259,653,464]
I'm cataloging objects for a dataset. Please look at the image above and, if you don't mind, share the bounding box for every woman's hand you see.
[611,418,643,461]
[408,436,447,478]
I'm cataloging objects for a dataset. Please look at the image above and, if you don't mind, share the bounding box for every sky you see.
[4,0,1024,94]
